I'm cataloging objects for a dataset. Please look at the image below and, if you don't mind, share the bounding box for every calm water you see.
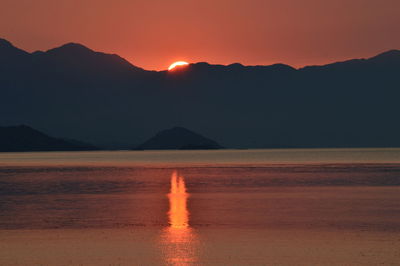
[1,148,400,166]
[1,149,400,265]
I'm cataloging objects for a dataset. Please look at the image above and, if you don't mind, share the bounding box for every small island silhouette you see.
[134,127,223,150]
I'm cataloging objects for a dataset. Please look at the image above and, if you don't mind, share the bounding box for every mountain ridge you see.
[1,37,398,71]
[1,37,400,149]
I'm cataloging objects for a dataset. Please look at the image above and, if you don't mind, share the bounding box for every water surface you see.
[1,149,400,265]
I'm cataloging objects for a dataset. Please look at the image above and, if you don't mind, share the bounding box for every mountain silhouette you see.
[1,38,400,149]
[0,39,29,59]
[0,125,97,152]
[35,42,146,76]
[135,127,223,150]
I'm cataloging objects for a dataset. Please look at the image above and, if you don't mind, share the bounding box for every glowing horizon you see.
[2,0,399,70]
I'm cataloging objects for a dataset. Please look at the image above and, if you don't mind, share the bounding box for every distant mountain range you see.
[1,38,400,149]
[0,125,97,152]
[135,127,223,150]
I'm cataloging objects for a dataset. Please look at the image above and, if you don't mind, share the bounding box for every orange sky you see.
[1,0,399,70]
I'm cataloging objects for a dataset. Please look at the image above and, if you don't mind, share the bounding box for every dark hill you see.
[0,125,97,152]
[135,127,223,150]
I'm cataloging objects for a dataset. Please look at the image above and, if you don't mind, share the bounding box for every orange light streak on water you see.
[162,171,197,265]
[168,171,189,228]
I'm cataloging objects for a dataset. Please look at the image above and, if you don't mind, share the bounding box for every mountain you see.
[0,125,97,152]
[0,39,29,59]
[32,42,146,77]
[0,38,400,149]
[134,127,223,150]
[0,39,30,71]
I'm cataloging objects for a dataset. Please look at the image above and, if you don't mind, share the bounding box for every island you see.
[134,127,223,150]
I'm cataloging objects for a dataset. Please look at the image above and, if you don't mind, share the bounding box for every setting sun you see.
[168,61,189,71]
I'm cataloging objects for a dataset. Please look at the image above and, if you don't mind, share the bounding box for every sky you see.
[1,0,399,70]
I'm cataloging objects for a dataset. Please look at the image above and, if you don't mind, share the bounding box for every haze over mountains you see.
[1,38,399,149]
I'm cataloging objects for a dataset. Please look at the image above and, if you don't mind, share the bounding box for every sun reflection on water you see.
[161,171,197,266]
[169,171,189,229]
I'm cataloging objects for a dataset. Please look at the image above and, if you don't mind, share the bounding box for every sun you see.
[168,61,189,71]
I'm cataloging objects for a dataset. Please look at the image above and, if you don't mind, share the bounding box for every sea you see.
[1,148,400,265]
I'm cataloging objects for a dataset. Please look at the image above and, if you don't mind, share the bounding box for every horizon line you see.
[1,37,399,72]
